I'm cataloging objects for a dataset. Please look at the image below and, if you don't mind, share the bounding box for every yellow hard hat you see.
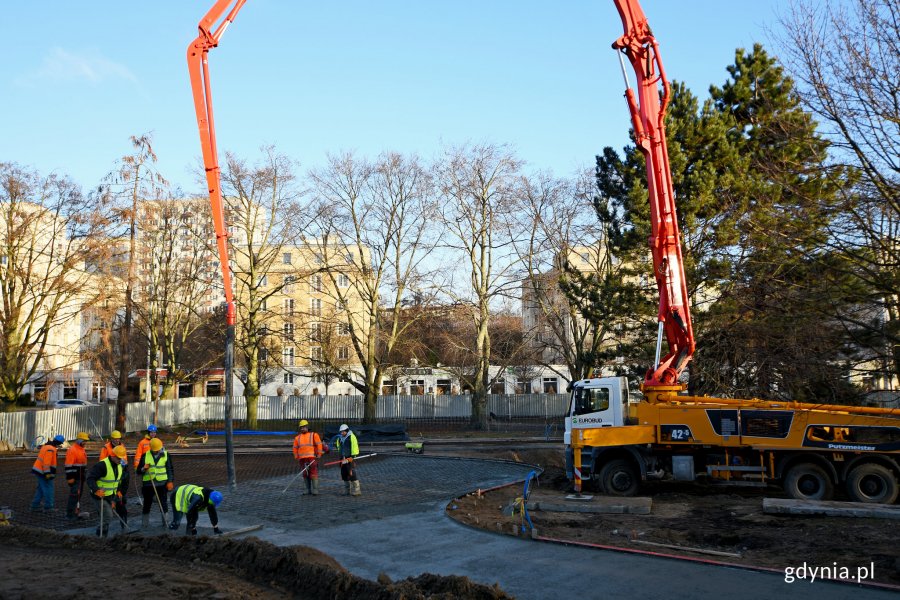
[150,438,163,452]
[110,430,122,439]
[76,432,90,441]
[113,445,127,458]
[298,419,309,428]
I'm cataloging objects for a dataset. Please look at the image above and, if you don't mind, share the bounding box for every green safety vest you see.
[174,484,204,513]
[143,450,169,483]
[97,458,123,496]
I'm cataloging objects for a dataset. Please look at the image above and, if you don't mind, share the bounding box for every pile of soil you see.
[446,449,900,586]
[0,525,511,599]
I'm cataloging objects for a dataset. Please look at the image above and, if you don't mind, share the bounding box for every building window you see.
[338,322,350,336]
[335,299,346,313]
[310,274,322,293]
[283,372,294,384]
[282,252,292,264]
[284,298,294,315]
[338,274,350,288]
[283,347,295,367]
[345,252,354,264]
[63,382,78,399]
[338,346,349,360]
[33,381,48,403]
[515,379,532,394]
[259,348,268,361]
[258,275,268,287]
[309,322,320,342]
[310,347,323,362]
[436,379,452,395]
[490,378,505,395]
[543,377,558,394]
[409,379,425,395]
[310,298,321,317]
[260,298,267,311]
[382,379,397,395]
[314,253,323,265]
[283,275,295,293]
[283,323,294,341]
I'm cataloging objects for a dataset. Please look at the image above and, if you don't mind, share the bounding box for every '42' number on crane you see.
[662,425,693,442]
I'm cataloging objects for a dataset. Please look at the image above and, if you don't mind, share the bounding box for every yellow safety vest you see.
[97,458,123,496]
[174,484,204,513]
[143,450,169,483]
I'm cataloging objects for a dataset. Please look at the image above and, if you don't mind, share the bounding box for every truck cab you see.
[564,376,633,482]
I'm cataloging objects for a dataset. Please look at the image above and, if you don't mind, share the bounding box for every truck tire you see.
[599,459,639,496]
[783,463,833,501]
[845,463,899,504]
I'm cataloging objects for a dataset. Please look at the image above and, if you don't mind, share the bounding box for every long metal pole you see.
[224,315,236,490]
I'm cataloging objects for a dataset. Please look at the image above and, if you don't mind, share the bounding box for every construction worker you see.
[136,437,174,528]
[30,434,65,512]
[64,432,90,520]
[333,424,361,496]
[292,419,325,496]
[86,444,128,537]
[134,424,158,472]
[99,429,131,528]
[99,430,127,461]
[168,484,223,536]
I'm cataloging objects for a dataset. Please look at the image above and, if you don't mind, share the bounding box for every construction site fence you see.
[0,393,570,448]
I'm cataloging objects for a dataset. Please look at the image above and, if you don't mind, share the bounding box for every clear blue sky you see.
[1,1,784,194]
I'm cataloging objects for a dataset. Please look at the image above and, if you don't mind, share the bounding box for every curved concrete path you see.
[207,455,896,600]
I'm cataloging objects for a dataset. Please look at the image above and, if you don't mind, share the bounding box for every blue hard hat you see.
[147,424,157,433]
[210,491,223,506]
[53,434,65,444]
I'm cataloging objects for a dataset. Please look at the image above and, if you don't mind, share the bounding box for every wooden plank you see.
[219,524,264,538]
[633,539,742,558]
[763,498,900,520]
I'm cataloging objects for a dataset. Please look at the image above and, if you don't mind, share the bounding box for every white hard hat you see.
[339,424,349,432]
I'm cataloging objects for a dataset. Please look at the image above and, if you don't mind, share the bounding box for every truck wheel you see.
[784,463,833,501]
[599,459,639,496]
[845,464,899,504]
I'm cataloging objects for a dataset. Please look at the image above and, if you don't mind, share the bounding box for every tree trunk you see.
[245,351,260,429]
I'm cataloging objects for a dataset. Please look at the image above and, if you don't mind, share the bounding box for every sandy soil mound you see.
[0,525,511,599]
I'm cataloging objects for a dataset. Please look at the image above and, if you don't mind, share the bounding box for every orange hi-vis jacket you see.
[64,443,88,480]
[134,436,151,469]
[292,431,323,460]
[100,441,128,462]
[32,443,59,476]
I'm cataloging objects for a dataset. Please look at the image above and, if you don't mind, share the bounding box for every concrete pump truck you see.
[565,0,900,504]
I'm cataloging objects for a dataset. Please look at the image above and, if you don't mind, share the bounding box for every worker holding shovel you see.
[136,437,174,529]
[292,420,325,496]
[64,432,90,520]
[86,444,128,537]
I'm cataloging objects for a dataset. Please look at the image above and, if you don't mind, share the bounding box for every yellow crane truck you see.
[565,0,900,505]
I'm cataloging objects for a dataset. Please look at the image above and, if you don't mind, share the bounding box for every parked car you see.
[51,399,95,409]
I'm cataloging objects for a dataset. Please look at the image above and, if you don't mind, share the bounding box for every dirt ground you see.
[0,525,511,600]
[445,449,900,586]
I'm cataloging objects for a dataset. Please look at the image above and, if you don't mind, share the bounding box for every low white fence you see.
[0,393,569,448]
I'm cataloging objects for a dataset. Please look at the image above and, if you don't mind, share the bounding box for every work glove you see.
[116,491,123,499]
[66,478,75,485]
[110,502,116,510]
[213,526,223,535]
[322,443,330,453]
[94,489,106,498]
[341,458,349,465]
[45,473,54,480]
[166,482,174,491]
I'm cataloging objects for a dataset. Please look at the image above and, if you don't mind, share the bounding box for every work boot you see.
[141,514,150,529]
[311,478,319,496]
[350,481,362,496]
[343,481,351,496]
[304,478,312,495]
[162,511,169,527]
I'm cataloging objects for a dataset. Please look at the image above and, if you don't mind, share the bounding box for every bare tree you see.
[220,147,306,428]
[435,143,522,429]
[777,0,900,382]
[99,134,168,428]
[0,163,111,409]
[308,151,439,422]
